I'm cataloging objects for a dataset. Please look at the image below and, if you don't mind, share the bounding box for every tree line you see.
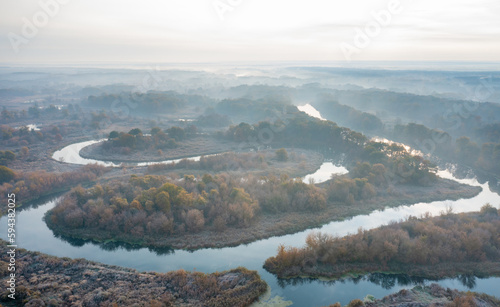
[392,123,500,175]
[103,126,196,154]
[312,94,384,133]
[86,91,213,115]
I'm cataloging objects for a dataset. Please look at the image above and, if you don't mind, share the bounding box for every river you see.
[52,139,206,167]
[2,112,500,306]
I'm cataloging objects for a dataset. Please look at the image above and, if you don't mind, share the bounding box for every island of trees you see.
[264,205,500,280]
[79,125,244,162]
[103,126,195,153]
[45,172,328,249]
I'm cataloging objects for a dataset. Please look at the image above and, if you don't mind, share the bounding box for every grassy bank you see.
[0,241,267,306]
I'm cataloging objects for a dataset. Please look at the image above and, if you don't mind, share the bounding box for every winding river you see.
[2,112,500,305]
[52,139,206,167]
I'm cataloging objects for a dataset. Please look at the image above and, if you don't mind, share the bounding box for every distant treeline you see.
[1,106,130,149]
[391,123,500,174]
[311,94,384,133]
[314,88,500,132]
[1,104,70,121]
[215,97,296,123]
[307,92,500,176]
[196,112,232,128]
[86,91,214,114]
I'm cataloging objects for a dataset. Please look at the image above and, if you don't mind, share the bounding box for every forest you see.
[102,126,195,153]
[310,92,500,178]
[311,94,384,133]
[46,172,327,242]
[391,123,500,175]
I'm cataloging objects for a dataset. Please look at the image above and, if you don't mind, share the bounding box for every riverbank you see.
[80,135,241,162]
[0,241,267,306]
[270,261,500,282]
[45,176,481,251]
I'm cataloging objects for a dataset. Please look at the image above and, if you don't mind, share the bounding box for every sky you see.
[1,0,500,65]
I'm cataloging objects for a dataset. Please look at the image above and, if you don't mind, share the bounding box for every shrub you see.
[186,209,205,232]
[480,203,498,216]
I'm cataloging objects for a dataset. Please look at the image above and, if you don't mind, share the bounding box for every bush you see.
[186,209,205,232]
[480,203,498,216]
[347,299,365,307]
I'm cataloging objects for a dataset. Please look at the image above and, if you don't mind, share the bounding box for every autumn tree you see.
[0,150,16,165]
[186,209,205,232]
[155,191,171,213]
[128,128,143,136]
[0,166,16,184]
[108,131,119,139]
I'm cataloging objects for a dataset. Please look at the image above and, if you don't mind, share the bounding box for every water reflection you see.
[368,274,425,290]
[277,272,482,291]
[457,274,477,289]
[52,232,175,256]
[302,162,348,184]
[18,193,62,213]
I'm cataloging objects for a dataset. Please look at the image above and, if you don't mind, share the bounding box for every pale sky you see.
[1,0,500,64]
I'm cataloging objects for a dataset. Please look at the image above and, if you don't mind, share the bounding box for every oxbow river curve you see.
[1,113,498,306]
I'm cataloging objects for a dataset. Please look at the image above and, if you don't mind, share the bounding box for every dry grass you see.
[0,241,267,306]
